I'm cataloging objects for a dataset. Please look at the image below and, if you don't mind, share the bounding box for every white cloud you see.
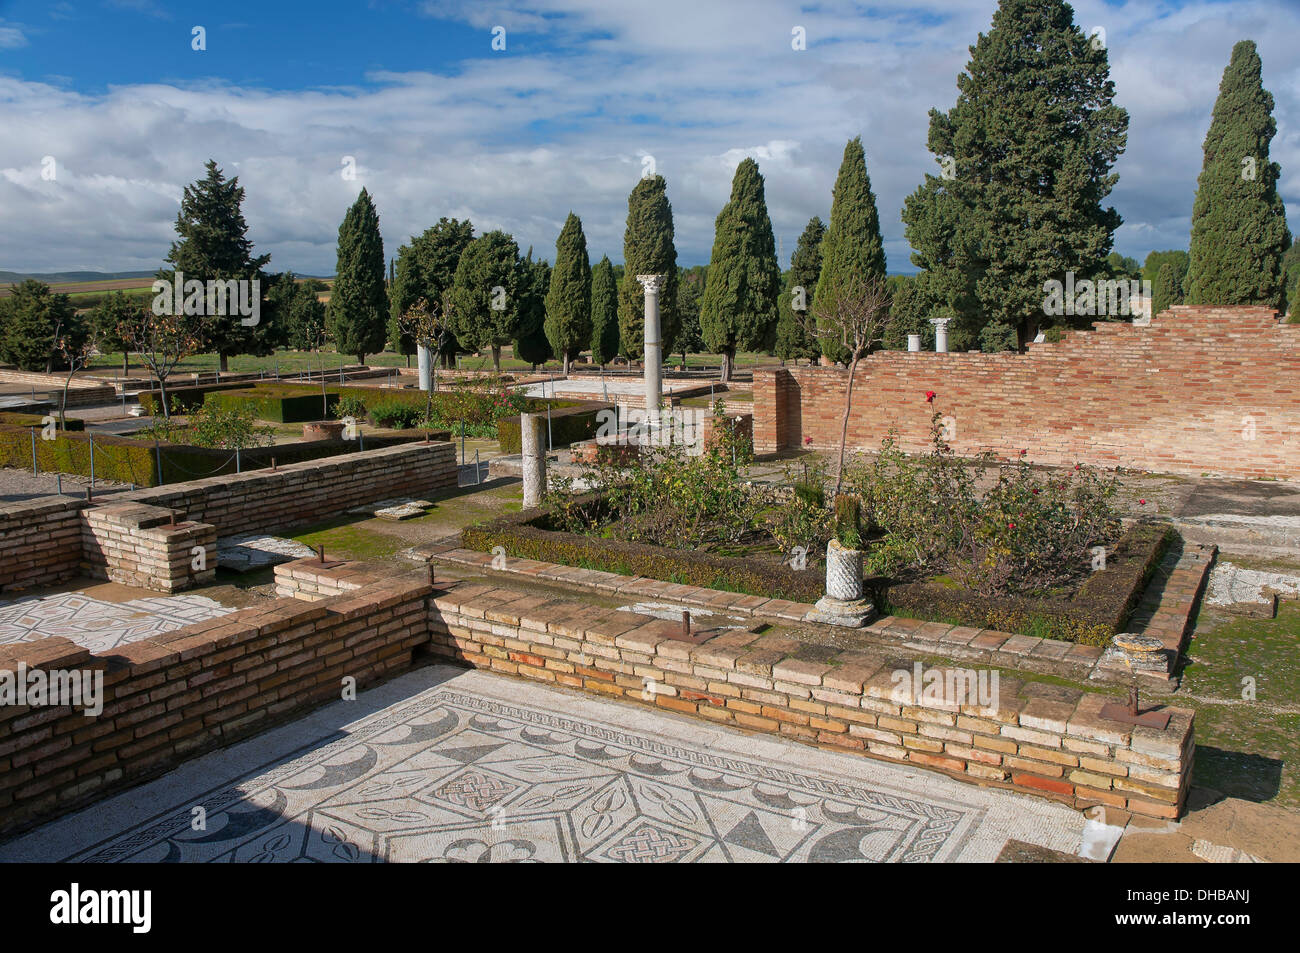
[0,0,1296,276]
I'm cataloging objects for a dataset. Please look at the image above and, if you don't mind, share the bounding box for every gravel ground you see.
[0,466,131,504]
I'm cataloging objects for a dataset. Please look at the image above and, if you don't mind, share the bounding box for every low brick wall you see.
[0,574,432,837]
[124,441,457,537]
[273,557,390,601]
[425,582,1195,819]
[80,503,217,592]
[0,368,116,407]
[0,497,85,592]
[0,441,458,594]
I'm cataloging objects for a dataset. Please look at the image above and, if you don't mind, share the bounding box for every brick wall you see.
[0,441,457,593]
[0,368,116,407]
[0,497,85,592]
[423,582,1195,820]
[753,306,1300,480]
[80,503,217,592]
[123,441,457,537]
[0,574,432,837]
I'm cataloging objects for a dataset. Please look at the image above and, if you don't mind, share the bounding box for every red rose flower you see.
[925,391,936,402]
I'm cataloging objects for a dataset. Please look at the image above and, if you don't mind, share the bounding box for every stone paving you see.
[0,665,1089,863]
[217,534,319,572]
[0,590,234,654]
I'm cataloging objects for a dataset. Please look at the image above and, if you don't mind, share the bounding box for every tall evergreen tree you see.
[447,230,521,372]
[774,216,826,363]
[675,266,706,366]
[162,159,271,370]
[328,188,389,364]
[544,213,592,374]
[1185,40,1291,310]
[514,250,553,369]
[1141,249,1189,289]
[0,280,79,372]
[267,274,328,352]
[699,158,781,382]
[89,290,139,375]
[619,175,680,360]
[388,218,474,366]
[901,0,1129,350]
[816,138,888,362]
[589,256,620,365]
[1152,263,1179,318]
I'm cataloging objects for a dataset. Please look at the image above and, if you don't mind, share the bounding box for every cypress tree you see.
[699,158,781,382]
[815,138,888,362]
[328,188,389,364]
[676,266,706,365]
[619,175,680,361]
[162,159,271,370]
[544,212,592,374]
[590,256,619,365]
[901,0,1129,350]
[447,230,521,372]
[1152,263,1179,318]
[514,251,553,369]
[1185,40,1291,310]
[774,216,826,363]
[388,218,474,365]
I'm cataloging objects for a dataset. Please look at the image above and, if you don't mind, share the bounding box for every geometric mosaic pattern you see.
[0,591,234,654]
[34,674,1042,863]
[218,534,317,573]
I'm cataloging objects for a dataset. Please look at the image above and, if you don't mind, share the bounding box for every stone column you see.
[521,412,546,508]
[930,318,950,353]
[637,274,666,431]
[907,334,921,352]
[417,345,433,391]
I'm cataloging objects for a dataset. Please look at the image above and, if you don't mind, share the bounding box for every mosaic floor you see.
[1,666,1088,863]
[0,591,234,654]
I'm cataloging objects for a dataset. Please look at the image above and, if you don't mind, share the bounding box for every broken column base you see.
[806,596,876,628]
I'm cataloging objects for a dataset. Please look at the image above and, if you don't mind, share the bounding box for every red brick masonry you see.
[753,306,1300,480]
[0,563,1195,838]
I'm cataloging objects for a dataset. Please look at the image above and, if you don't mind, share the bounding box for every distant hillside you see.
[0,270,157,285]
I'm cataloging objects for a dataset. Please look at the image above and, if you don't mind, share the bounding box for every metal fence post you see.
[89,432,95,487]
[30,427,37,476]
[236,447,241,473]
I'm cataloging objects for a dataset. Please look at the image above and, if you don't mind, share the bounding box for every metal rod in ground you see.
[89,432,95,487]
[57,473,62,495]
[474,449,480,484]
[30,428,37,476]
[236,447,241,473]
[460,420,465,467]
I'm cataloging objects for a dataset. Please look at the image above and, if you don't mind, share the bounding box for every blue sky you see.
[0,0,1296,276]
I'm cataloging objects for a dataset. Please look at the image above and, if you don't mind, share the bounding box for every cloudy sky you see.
[0,0,1296,276]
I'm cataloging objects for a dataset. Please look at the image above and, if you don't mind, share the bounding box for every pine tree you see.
[447,230,521,372]
[514,251,553,369]
[816,138,888,362]
[774,216,826,363]
[1141,250,1189,290]
[1185,40,1291,310]
[544,213,592,374]
[89,290,139,375]
[328,188,389,364]
[0,280,79,371]
[589,256,620,365]
[619,175,679,361]
[901,0,1129,350]
[162,159,271,370]
[699,158,781,382]
[389,218,474,366]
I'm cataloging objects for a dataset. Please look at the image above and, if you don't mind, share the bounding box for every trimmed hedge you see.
[0,425,158,485]
[497,401,610,454]
[0,412,84,431]
[204,387,340,423]
[879,524,1173,646]
[0,421,449,487]
[137,381,259,415]
[462,494,822,602]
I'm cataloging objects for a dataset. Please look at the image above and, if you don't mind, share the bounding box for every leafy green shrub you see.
[188,399,276,450]
[334,393,368,421]
[367,398,424,429]
[834,494,862,549]
[497,401,606,453]
[848,412,1122,598]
